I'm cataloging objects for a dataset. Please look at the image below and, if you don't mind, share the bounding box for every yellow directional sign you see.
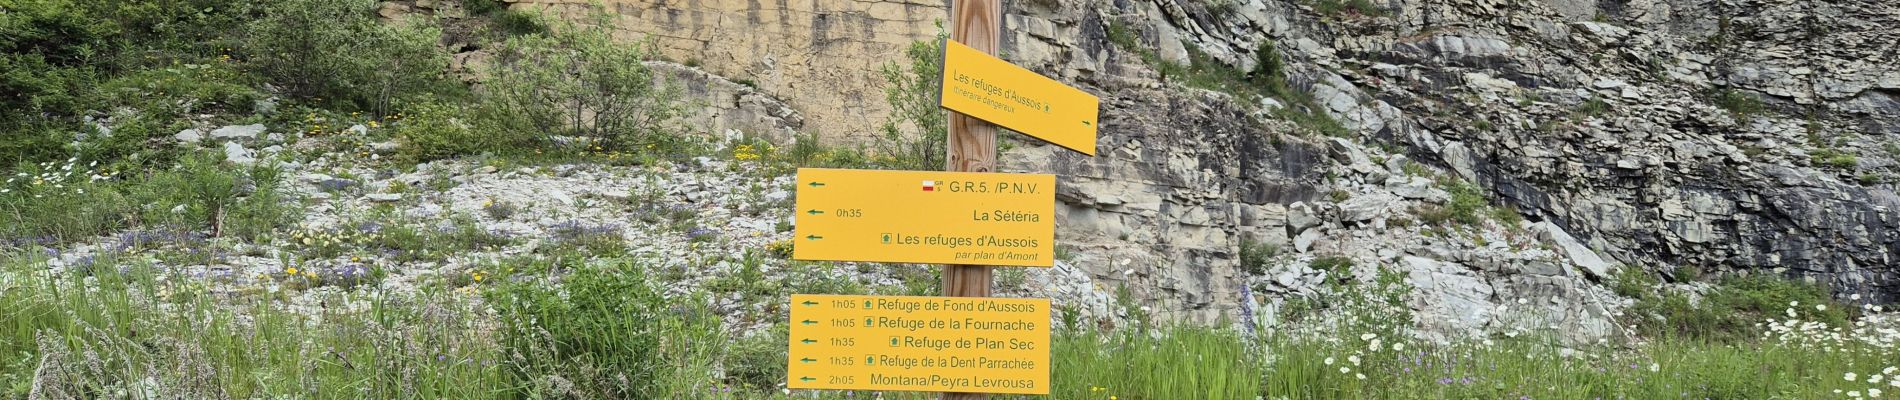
[793,168,1055,267]
[788,294,1050,394]
[939,39,1101,156]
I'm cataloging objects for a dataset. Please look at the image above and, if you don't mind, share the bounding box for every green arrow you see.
[806,209,825,215]
[799,358,817,364]
[801,300,819,306]
[1082,120,1093,126]
[805,235,824,241]
[799,377,816,383]
[800,319,818,326]
[800,338,817,344]
[807,182,826,188]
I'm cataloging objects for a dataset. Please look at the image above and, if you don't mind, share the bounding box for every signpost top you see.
[938,40,1102,156]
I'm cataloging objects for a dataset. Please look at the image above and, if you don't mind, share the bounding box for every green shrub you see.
[1489,205,1524,227]
[0,0,117,167]
[1239,237,1280,275]
[1807,148,1859,169]
[394,100,490,162]
[465,0,505,15]
[77,63,263,169]
[1610,269,1659,299]
[246,0,456,116]
[723,324,788,391]
[1444,179,1487,225]
[874,28,949,171]
[132,152,295,239]
[1573,97,1611,118]
[490,8,549,37]
[1313,0,1387,16]
[1710,88,1766,119]
[486,258,720,398]
[1310,256,1353,277]
[479,15,686,155]
[0,0,266,168]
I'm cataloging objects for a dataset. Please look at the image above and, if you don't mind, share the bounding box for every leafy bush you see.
[875,29,949,171]
[1240,237,1280,275]
[1310,256,1353,278]
[1710,88,1766,119]
[0,0,264,168]
[1573,97,1612,118]
[1489,205,1524,227]
[479,15,686,155]
[0,0,118,167]
[1443,179,1488,225]
[487,259,720,398]
[490,8,549,37]
[393,99,490,162]
[139,152,295,239]
[1313,0,1387,16]
[1808,148,1859,169]
[246,0,455,116]
[722,324,788,391]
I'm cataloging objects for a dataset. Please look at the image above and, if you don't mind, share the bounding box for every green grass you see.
[3,245,1895,399]
[1050,327,1260,399]
[1809,148,1860,169]
[0,252,508,399]
[1312,0,1388,17]
[1711,88,1767,120]
[1107,22,1350,137]
[1622,272,1853,342]
[1,151,296,245]
[1572,97,1612,119]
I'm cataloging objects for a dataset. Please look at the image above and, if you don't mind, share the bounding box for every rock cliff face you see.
[412,0,1900,340]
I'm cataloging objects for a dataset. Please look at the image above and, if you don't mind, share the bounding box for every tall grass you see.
[0,251,508,399]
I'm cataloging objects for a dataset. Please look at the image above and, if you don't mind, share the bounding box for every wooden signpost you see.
[788,0,1097,398]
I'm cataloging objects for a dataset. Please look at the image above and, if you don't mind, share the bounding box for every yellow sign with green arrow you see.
[792,168,1055,267]
[787,294,1050,394]
[939,39,1102,156]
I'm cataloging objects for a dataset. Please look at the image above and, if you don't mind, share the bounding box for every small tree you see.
[874,28,949,171]
[246,0,452,116]
[480,11,684,154]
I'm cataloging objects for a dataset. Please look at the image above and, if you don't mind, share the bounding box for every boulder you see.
[222,142,255,165]
[1532,221,1615,279]
[1338,192,1399,222]
[209,124,266,140]
[175,129,203,143]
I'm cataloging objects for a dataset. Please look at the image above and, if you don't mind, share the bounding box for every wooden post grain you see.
[943,1,999,399]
